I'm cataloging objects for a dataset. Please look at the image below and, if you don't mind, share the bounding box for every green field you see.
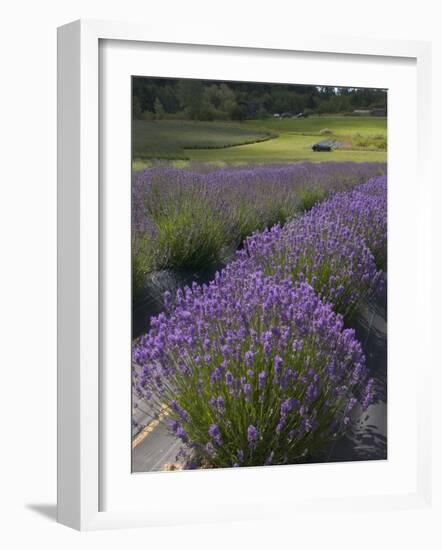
[132,120,276,157]
[132,116,387,170]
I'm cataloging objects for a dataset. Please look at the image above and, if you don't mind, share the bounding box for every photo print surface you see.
[131,77,387,472]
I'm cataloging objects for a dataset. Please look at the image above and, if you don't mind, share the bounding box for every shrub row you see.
[132,162,386,298]
[238,176,387,316]
[132,176,387,468]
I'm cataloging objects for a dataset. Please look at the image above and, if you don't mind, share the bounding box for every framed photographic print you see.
[57,19,433,530]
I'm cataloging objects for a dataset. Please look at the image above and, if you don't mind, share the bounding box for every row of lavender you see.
[132,163,385,299]
[133,176,387,468]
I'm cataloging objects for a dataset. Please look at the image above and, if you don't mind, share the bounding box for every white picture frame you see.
[57,19,433,531]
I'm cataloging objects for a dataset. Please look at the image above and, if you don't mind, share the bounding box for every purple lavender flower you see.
[258,371,266,388]
[243,383,252,400]
[208,424,223,446]
[205,442,215,457]
[225,371,234,386]
[176,426,188,444]
[247,425,259,449]
[217,396,226,413]
[362,378,375,410]
[274,355,283,376]
[276,418,286,434]
[281,398,298,416]
[171,400,189,422]
[245,350,254,367]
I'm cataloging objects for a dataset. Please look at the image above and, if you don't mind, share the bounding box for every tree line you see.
[133,77,387,121]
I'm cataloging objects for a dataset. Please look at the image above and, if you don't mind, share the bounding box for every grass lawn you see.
[245,115,387,135]
[132,116,387,170]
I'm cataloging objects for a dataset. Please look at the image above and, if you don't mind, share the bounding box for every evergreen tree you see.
[154,97,165,119]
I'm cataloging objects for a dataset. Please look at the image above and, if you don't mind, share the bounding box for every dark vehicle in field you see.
[312,139,336,152]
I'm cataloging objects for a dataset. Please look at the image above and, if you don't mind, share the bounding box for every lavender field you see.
[132,162,386,301]
[131,163,388,471]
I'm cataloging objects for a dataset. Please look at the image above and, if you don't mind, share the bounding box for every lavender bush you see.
[317,176,388,270]
[132,162,386,295]
[133,271,373,468]
[239,176,387,315]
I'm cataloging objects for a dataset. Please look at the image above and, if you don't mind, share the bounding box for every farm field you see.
[132,116,387,170]
[132,162,386,303]
[132,119,277,162]
[132,175,388,470]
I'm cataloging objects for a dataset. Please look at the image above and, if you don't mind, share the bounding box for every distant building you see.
[353,108,386,116]
[371,107,387,116]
